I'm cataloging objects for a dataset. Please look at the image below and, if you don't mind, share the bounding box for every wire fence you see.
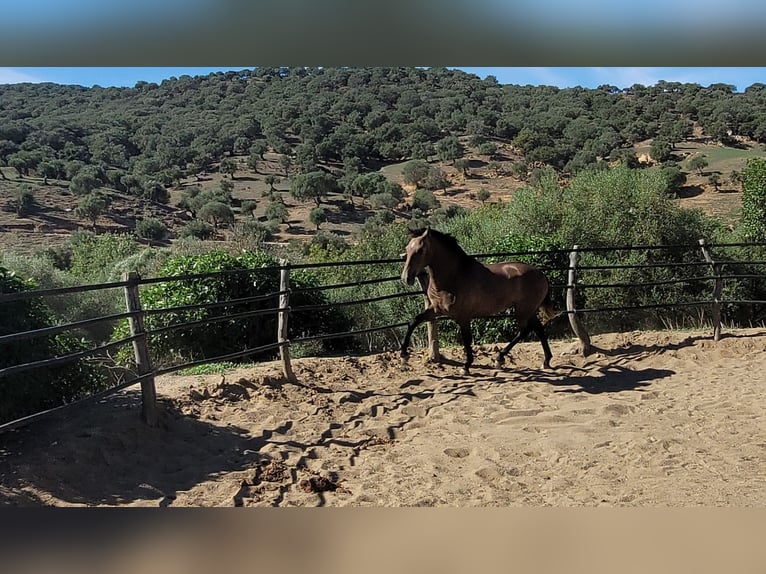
[2,240,766,432]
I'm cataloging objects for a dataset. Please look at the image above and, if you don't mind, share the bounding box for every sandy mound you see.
[1,328,764,506]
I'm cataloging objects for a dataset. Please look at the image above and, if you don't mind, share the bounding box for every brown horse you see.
[400,227,556,374]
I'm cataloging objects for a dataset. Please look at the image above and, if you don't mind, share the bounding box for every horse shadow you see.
[438,342,680,394]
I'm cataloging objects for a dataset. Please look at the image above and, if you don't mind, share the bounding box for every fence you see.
[1,240,765,433]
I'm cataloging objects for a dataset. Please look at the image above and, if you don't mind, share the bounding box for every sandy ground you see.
[1,328,764,507]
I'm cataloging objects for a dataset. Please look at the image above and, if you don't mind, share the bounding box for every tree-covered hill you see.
[1,67,764,253]
[3,67,766,184]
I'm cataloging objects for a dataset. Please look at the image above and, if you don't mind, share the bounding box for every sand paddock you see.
[1,328,764,507]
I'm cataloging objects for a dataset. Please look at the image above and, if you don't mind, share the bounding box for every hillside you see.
[0,136,756,257]
[2,67,766,256]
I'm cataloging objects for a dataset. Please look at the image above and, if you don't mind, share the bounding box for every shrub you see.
[741,157,766,241]
[112,251,349,368]
[0,266,108,424]
[180,219,215,240]
[13,185,35,216]
[135,217,168,241]
[1,251,123,342]
[411,189,440,213]
[66,231,141,280]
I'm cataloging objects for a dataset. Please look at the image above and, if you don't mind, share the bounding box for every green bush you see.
[113,250,350,368]
[135,217,168,241]
[66,231,141,280]
[180,219,215,240]
[0,266,108,424]
[741,157,766,241]
[0,252,124,342]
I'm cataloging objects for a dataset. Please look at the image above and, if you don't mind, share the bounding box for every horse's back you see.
[485,260,541,280]
[483,260,549,310]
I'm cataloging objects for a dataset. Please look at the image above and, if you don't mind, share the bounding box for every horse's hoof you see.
[461,368,471,376]
[542,361,552,370]
[400,353,409,366]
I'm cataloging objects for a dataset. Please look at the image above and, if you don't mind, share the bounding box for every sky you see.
[1,67,765,92]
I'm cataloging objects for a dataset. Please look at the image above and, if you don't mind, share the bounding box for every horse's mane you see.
[410,227,471,260]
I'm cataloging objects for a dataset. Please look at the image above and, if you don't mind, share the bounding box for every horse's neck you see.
[427,245,471,291]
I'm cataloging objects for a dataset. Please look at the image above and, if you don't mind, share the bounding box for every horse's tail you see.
[538,281,558,324]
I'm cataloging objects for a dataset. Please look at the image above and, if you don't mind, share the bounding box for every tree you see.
[180,220,214,240]
[708,173,721,192]
[75,192,107,229]
[36,161,58,184]
[220,157,237,179]
[689,155,708,176]
[143,180,170,203]
[476,188,491,204]
[435,135,464,164]
[266,201,290,227]
[659,165,687,196]
[279,154,292,177]
[198,201,234,231]
[741,157,766,241]
[241,199,257,218]
[402,159,430,188]
[295,143,319,173]
[369,192,399,211]
[423,166,449,192]
[13,186,35,216]
[69,168,101,196]
[264,174,281,191]
[612,148,639,169]
[412,189,440,213]
[247,149,261,174]
[250,140,268,160]
[291,171,337,206]
[650,139,673,163]
[309,206,327,229]
[178,186,203,216]
[454,158,470,177]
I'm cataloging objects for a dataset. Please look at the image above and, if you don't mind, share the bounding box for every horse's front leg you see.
[458,322,474,375]
[415,272,442,363]
[401,306,437,365]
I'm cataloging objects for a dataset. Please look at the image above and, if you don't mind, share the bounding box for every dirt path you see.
[1,328,764,506]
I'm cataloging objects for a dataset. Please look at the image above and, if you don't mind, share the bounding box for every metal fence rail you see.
[2,240,765,432]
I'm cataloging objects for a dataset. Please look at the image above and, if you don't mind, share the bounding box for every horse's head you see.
[401,228,431,285]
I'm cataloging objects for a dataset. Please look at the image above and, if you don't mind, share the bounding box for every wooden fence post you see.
[699,239,723,341]
[567,245,592,355]
[278,260,297,382]
[416,272,441,361]
[122,271,158,426]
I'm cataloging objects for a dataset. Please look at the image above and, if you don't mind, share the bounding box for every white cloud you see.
[0,68,42,84]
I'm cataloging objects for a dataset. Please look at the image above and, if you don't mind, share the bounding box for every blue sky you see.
[1,67,765,92]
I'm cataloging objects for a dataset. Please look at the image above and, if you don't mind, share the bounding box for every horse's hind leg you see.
[496,316,552,369]
[459,322,474,375]
[494,323,532,368]
[530,316,553,369]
